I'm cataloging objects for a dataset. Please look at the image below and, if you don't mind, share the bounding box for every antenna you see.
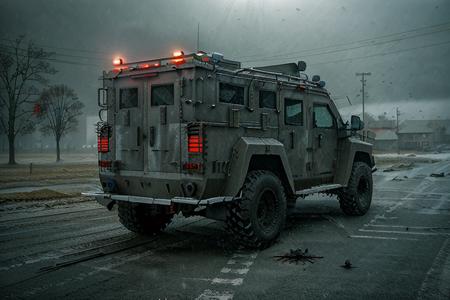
[197,23,200,51]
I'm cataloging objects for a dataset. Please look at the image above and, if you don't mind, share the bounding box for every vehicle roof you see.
[103,51,329,94]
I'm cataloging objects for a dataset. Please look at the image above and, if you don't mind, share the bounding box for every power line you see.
[242,26,450,63]
[238,21,450,61]
[0,37,108,56]
[309,39,450,67]
[0,43,109,63]
[0,48,102,67]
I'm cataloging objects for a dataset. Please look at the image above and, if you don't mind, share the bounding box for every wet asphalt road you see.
[1,161,449,300]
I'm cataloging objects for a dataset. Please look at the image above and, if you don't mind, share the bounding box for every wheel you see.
[226,170,287,249]
[117,202,173,235]
[338,162,373,216]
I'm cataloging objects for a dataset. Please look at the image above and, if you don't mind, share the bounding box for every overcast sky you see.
[1,0,449,121]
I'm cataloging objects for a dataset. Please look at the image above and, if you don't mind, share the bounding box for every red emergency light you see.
[172,50,185,65]
[113,57,124,66]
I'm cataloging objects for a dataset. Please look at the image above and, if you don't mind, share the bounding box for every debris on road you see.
[383,162,415,172]
[430,172,445,178]
[273,248,323,264]
[340,259,356,269]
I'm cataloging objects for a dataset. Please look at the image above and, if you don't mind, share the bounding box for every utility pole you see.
[396,107,400,154]
[355,72,371,123]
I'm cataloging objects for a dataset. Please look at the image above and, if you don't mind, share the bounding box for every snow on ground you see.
[375,152,450,161]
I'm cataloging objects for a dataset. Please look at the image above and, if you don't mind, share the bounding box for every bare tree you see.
[0,36,57,164]
[38,85,84,162]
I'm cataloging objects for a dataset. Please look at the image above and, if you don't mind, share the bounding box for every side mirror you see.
[351,115,364,131]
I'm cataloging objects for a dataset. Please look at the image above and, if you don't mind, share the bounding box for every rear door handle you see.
[137,126,141,146]
[149,126,155,147]
[318,134,323,148]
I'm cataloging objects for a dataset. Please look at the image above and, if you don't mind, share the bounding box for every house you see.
[397,120,435,150]
[371,128,398,151]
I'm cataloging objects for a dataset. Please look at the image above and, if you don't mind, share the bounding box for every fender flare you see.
[223,137,295,197]
[335,138,374,187]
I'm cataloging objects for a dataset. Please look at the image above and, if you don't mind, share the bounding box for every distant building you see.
[366,118,397,151]
[397,120,450,150]
[371,128,398,151]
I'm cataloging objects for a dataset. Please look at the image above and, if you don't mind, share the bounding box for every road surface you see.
[1,161,449,299]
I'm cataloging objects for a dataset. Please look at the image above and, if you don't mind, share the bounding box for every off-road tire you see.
[338,162,373,216]
[117,202,173,235]
[226,170,287,249]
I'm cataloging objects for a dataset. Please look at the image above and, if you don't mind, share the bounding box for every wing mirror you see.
[350,115,364,131]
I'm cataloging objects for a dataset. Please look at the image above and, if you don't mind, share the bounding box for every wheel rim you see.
[257,189,278,233]
[357,176,371,208]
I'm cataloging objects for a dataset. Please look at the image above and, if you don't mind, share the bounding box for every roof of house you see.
[372,129,398,141]
[398,120,434,134]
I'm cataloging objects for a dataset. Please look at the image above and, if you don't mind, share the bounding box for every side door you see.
[280,90,308,182]
[115,82,144,171]
[311,103,338,181]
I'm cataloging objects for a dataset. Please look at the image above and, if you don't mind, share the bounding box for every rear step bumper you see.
[82,192,235,209]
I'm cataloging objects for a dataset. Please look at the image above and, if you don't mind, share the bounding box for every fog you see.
[1,0,449,146]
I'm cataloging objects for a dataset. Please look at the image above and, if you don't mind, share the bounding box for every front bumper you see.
[82,191,235,208]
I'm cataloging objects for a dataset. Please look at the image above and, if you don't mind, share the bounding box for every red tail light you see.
[98,160,112,168]
[98,136,109,153]
[188,135,203,153]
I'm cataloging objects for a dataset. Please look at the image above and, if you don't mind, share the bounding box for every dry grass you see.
[0,188,75,203]
[0,163,98,185]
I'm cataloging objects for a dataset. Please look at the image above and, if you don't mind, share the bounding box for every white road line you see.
[364,224,450,230]
[417,238,450,300]
[220,267,249,275]
[359,229,450,236]
[416,209,450,216]
[350,235,418,241]
[232,253,257,259]
[196,252,258,299]
[211,277,244,286]
[196,289,234,300]
[226,259,254,267]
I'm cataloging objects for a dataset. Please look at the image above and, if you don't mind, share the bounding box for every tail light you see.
[98,160,112,168]
[98,136,109,153]
[97,124,111,153]
[188,134,203,153]
[184,124,206,173]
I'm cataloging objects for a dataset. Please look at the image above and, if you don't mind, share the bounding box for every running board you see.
[296,184,342,196]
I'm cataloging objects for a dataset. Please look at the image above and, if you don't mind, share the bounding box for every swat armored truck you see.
[87,50,375,249]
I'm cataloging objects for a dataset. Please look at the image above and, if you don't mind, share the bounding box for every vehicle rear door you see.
[147,72,181,173]
[115,79,144,171]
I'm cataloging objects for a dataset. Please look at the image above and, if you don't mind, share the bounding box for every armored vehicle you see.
[86,50,376,249]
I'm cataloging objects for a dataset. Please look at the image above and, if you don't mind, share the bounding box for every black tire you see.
[338,162,373,216]
[226,170,287,249]
[117,202,173,235]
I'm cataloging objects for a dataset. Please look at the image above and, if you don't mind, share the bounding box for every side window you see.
[119,88,138,108]
[259,90,277,109]
[313,105,335,128]
[284,98,303,125]
[151,84,174,106]
[219,82,244,105]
